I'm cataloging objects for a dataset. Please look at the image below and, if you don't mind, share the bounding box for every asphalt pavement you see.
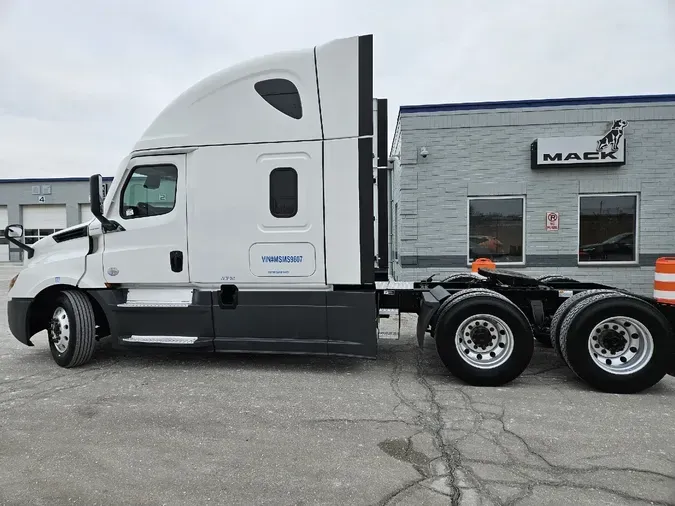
[0,264,673,505]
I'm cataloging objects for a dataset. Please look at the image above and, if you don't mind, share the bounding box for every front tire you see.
[559,293,674,393]
[47,290,97,368]
[435,289,534,386]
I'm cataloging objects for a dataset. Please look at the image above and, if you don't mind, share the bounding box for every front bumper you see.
[7,298,34,346]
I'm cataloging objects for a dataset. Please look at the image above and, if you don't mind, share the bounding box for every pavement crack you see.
[375,477,426,506]
[414,349,462,504]
[310,418,416,427]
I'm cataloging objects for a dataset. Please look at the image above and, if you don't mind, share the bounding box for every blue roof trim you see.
[0,176,114,184]
[399,93,675,114]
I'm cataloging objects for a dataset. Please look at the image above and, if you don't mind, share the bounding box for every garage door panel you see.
[22,205,67,244]
[79,204,94,223]
[0,245,8,262]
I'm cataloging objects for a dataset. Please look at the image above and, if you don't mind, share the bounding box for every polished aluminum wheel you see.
[455,314,514,369]
[49,307,71,354]
[587,316,654,375]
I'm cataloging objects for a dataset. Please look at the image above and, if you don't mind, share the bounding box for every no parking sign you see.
[546,211,559,231]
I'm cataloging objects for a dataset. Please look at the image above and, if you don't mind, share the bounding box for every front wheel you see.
[47,290,97,368]
[434,290,534,386]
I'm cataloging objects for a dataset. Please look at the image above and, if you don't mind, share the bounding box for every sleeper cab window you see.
[269,167,298,218]
[120,164,178,220]
[254,78,303,119]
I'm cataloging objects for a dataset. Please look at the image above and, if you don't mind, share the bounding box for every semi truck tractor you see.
[5,33,674,394]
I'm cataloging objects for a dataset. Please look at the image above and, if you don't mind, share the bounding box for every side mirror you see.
[88,174,124,232]
[89,174,104,219]
[4,224,34,259]
[5,224,23,238]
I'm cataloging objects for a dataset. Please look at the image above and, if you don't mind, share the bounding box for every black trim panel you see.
[53,225,88,243]
[7,298,32,346]
[375,99,389,280]
[359,137,375,285]
[358,35,373,137]
[85,289,377,358]
[212,291,327,350]
[326,290,377,358]
[376,98,388,168]
[85,289,214,348]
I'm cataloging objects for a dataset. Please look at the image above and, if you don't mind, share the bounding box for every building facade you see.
[0,177,112,262]
[389,94,675,296]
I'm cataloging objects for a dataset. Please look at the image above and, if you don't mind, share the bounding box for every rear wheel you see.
[47,290,97,368]
[548,289,619,360]
[559,293,673,393]
[435,289,534,386]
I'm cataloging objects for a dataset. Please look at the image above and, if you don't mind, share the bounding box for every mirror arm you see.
[3,225,34,259]
[89,175,125,232]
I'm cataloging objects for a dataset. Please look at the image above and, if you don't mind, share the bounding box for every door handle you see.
[170,251,183,272]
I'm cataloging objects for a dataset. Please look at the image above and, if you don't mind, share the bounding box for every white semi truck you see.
[5,34,674,394]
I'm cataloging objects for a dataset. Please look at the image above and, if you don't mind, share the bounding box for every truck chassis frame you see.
[376,268,675,394]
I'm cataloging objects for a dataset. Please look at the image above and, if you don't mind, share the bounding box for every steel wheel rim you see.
[50,307,71,354]
[455,314,515,369]
[587,316,654,375]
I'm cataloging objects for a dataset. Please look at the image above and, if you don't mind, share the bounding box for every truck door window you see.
[119,164,178,219]
[269,167,297,218]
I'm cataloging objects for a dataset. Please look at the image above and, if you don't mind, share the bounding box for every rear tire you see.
[559,293,673,393]
[549,289,619,360]
[435,289,534,386]
[47,290,97,368]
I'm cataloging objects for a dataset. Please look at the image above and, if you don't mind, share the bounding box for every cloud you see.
[0,0,673,178]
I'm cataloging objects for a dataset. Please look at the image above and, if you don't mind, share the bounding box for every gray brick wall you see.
[390,100,675,296]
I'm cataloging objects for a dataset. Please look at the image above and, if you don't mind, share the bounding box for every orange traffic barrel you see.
[654,257,675,304]
[472,258,496,272]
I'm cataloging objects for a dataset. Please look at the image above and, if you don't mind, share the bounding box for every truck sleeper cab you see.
[7,34,380,365]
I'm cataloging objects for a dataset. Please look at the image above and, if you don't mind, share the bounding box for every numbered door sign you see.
[546,211,559,231]
[37,195,46,203]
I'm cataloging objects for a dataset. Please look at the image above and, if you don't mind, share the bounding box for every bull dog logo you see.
[596,119,628,153]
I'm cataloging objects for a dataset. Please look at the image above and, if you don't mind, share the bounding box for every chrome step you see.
[122,335,198,345]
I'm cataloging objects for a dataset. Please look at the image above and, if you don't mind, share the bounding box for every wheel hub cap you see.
[455,314,515,370]
[49,307,71,354]
[587,316,654,375]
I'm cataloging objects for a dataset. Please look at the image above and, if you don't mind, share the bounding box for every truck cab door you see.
[101,154,189,285]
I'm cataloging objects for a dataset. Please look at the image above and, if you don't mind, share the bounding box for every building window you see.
[579,194,638,263]
[24,228,63,245]
[254,79,303,119]
[119,164,178,220]
[269,167,298,218]
[468,197,525,264]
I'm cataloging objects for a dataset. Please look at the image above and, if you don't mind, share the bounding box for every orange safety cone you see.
[654,257,675,304]
[471,258,496,273]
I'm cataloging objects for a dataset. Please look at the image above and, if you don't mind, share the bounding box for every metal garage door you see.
[0,206,8,261]
[22,205,67,245]
[79,203,94,223]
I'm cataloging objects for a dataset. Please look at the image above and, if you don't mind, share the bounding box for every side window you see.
[269,167,298,218]
[120,164,178,220]
[254,79,303,119]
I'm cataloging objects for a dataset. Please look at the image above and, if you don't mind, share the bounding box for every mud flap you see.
[416,288,449,348]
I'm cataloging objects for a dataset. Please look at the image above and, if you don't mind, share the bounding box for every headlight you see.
[8,274,18,291]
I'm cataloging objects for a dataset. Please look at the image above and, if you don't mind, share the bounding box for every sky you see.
[0,0,674,179]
